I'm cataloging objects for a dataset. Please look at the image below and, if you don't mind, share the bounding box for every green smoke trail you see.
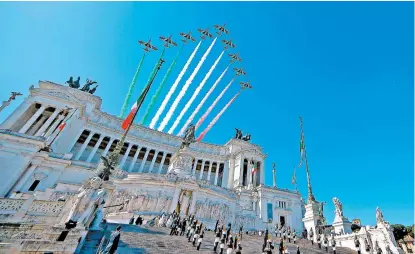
[140,45,184,125]
[120,54,146,118]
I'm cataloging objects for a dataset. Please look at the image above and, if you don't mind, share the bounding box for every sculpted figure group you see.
[66,76,98,94]
[195,199,230,223]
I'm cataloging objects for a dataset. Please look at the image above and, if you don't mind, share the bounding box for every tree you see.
[351,224,361,232]
[391,224,408,241]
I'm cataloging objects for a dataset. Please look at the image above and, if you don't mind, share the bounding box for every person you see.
[214,227,221,251]
[279,239,284,254]
[227,233,234,254]
[283,228,286,241]
[219,233,226,254]
[323,235,329,252]
[293,230,297,244]
[234,234,238,249]
[309,229,314,245]
[239,225,244,241]
[226,223,232,242]
[129,216,134,225]
[102,226,121,254]
[188,220,197,242]
[297,245,300,254]
[332,238,337,254]
[197,228,204,250]
[263,238,275,254]
[287,228,291,243]
[355,236,361,254]
[317,234,322,249]
[235,241,243,254]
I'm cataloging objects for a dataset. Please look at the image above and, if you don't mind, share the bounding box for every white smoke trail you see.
[158,37,217,132]
[195,78,234,131]
[178,64,230,136]
[149,41,202,129]
[168,50,224,134]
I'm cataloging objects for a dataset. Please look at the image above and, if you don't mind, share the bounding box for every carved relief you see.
[234,215,255,228]
[0,199,25,211]
[29,201,64,213]
[195,198,231,223]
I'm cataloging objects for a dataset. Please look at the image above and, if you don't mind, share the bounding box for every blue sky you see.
[0,2,413,226]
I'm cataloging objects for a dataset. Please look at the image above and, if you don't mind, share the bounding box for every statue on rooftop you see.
[7,92,22,102]
[66,76,81,88]
[81,78,97,92]
[333,197,343,217]
[180,124,196,149]
[89,85,98,95]
[235,128,243,139]
[242,133,251,141]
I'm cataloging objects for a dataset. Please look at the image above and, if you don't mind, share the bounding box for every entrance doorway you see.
[280,216,285,227]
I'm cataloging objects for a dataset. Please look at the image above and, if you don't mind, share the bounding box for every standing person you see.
[129,216,134,225]
[275,223,279,237]
[323,235,329,252]
[188,220,197,242]
[296,245,300,254]
[227,233,234,254]
[309,228,314,245]
[214,220,219,233]
[293,230,297,244]
[193,225,201,247]
[226,223,232,242]
[317,234,322,249]
[239,225,244,241]
[197,228,204,250]
[234,234,238,250]
[287,228,291,243]
[263,238,275,254]
[282,227,286,241]
[332,237,337,254]
[235,241,243,254]
[214,226,222,252]
[219,233,226,254]
[102,226,121,254]
[354,236,361,254]
[279,239,284,254]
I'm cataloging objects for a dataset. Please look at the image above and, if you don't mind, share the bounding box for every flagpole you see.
[299,116,316,204]
[109,58,165,165]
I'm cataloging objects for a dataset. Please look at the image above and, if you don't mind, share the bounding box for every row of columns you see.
[18,104,65,138]
[191,159,223,186]
[73,130,171,174]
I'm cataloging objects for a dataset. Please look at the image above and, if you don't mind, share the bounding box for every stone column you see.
[199,160,206,180]
[120,143,133,168]
[1,99,32,130]
[227,158,235,189]
[189,191,198,215]
[214,163,220,186]
[27,115,47,136]
[206,162,213,181]
[34,109,60,136]
[169,187,181,213]
[86,135,105,163]
[74,131,95,160]
[139,148,150,172]
[238,156,244,186]
[149,150,159,173]
[19,105,46,134]
[191,159,198,175]
[102,137,115,156]
[12,165,37,193]
[44,114,64,138]
[158,152,167,174]
[128,146,141,173]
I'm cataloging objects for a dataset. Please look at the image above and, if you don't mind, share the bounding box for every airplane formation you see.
[137,24,252,89]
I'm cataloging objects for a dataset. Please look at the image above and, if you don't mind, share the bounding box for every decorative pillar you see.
[19,105,46,134]
[214,163,220,186]
[102,137,115,157]
[74,131,95,160]
[238,156,244,186]
[149,150,159,173]
[272,163,277,188]
[34,109,60,136]
[199,160,206,180]
[206,162,213,181]
[139,148,150,172]
[128,146,141,173]
[158,152,167,174]
[191,159,198,175]
[189,191,198,215]
[120,143,133,168]
[86,135,105,163]
[44,114,65,138]
[169,187,182,213]
[27,115,46,136]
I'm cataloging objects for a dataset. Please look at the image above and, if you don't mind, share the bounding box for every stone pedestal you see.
[332,215,352,235]
[302,201,326,242]
[167,148,194,179]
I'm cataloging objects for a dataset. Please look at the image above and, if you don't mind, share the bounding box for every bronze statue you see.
[242,133,251,141]
[181,124,196,149]
[234,128,243,139]
[81,78,97,92]
[68,76,81,89]
[96,155,117,181]
[7,92,22,102]
[89,85,98,95]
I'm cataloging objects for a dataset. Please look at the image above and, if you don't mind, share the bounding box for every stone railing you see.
[0,198,25,213]
[28,200,64,214]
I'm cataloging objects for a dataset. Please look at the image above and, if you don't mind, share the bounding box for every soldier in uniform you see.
[192,224,201,246]
[355,236,361,254]
[309,228,314,245]
[219,232,226,254]
[214,226,222,251]
[332,237,337,254]
[287,227,291,243]
[317,234,322,249]
[227,233,234,254]
[293,229,297,244]
[296,245,300,254]
[323,235,329,252]
[279,239,284,254]
[197,228,204,250]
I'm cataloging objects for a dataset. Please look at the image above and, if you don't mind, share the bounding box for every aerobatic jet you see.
[197,28,214,39]
[229,52,242,63]
[222,39,236,49]
[214,24,230,35]
[234,67,247,76]
[240,81,252,89]
[180,31,196,43]
[159,35,178,47]
[138,39,158,52]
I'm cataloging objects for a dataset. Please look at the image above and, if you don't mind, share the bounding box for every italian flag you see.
[122,101,139,130]
[251,162,257,175]
[58,109,77,131]
[122,89,146,130]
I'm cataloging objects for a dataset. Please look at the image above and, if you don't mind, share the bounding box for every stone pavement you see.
[86,223,357,254]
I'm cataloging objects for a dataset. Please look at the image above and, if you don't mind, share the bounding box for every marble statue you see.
[181,124,196,149]
[376,207,385,224]
[65,177,105,229]
[332,197,343,217]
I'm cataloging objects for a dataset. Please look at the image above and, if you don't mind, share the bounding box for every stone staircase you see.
[78,223,358,254]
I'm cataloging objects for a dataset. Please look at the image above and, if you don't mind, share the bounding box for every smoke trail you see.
[159,38,217,132]
[168,50,224,134]
[120,54,146,118]
[195,78,234,131]
[197,91,241,142]
[178,64,230,136]
[149,41,202,129]
[141,45,184,125]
